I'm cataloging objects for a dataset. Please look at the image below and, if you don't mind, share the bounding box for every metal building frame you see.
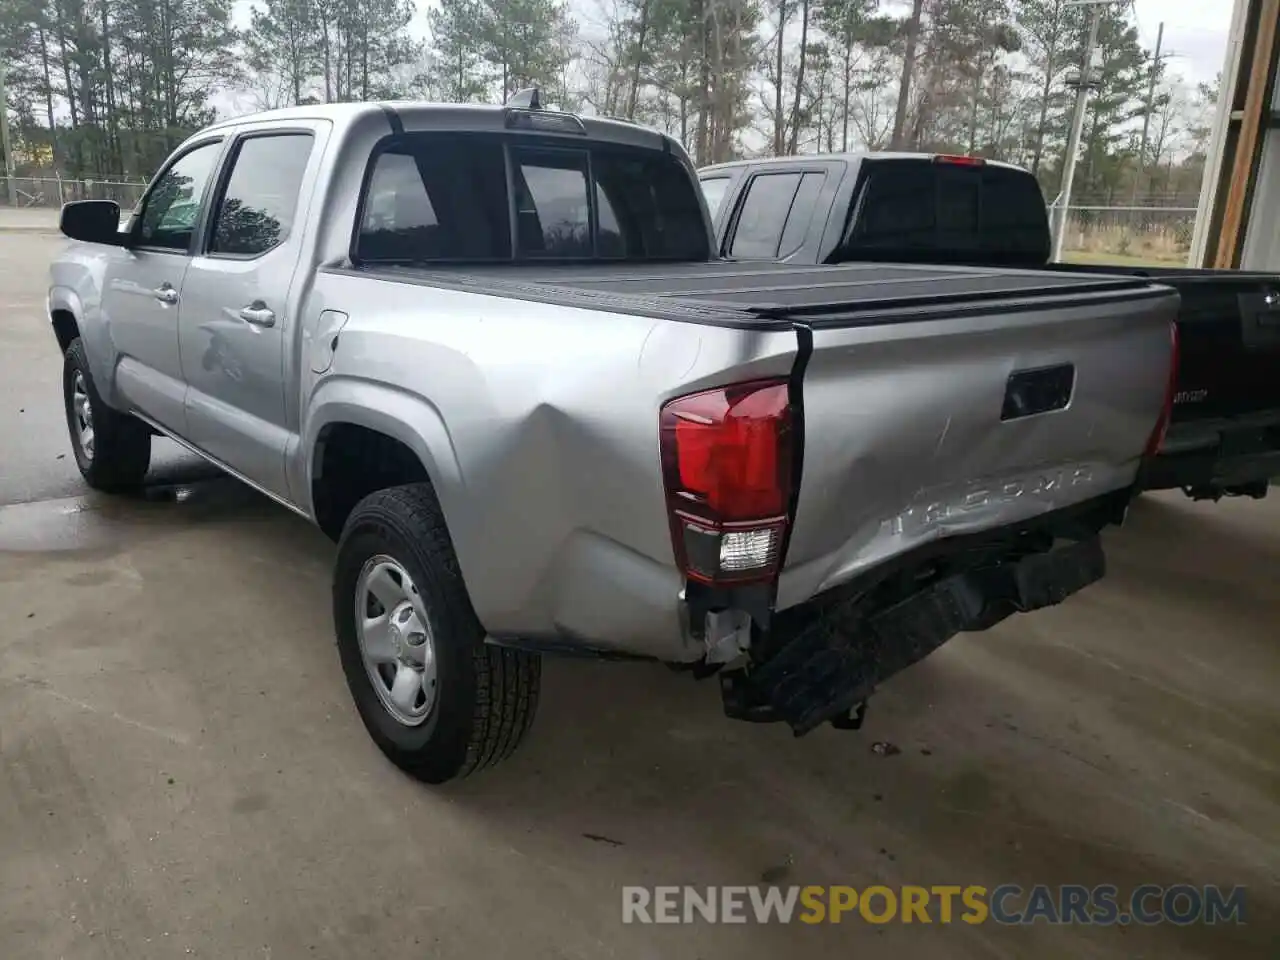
[1191,0,1280,269]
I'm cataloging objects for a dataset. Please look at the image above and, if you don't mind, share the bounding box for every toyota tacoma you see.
[48,98,1177,782]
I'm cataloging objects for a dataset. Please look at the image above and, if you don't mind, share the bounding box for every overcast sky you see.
[226,0,1236,112]
[1131,0,1232,86]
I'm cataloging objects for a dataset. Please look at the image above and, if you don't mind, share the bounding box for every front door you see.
[178,127,322,500]
[102,139,225,431]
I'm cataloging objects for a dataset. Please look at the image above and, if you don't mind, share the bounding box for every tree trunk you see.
[1031,50,1054,175]
[321,20,333,101]
[679,54,690,144]
[890,0,923,149]
[966,49,984,155]
[36,18,61,171]
[786,0,809,154]
[626,0,650,120]
[361,21,370,100]
[695,0,710,165]
[100,0,122,174]
[711,3,736,162]
[841,40,851,152]
[774,0,786,154]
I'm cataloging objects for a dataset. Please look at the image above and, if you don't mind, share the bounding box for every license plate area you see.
[749,537,1105,735]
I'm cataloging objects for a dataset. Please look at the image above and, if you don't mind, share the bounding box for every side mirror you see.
[59,200,127,245]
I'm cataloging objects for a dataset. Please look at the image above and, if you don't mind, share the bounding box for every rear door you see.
[178,123,327,500]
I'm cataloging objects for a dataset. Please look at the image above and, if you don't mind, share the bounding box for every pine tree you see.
[476,0,575,102]
[1016,0,1087,177]
[426,0,490,101]
[245,0,322,107]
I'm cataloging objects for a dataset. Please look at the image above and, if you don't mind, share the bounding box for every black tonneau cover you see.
[342,259,1168,328]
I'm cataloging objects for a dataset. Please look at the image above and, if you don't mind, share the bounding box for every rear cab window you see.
[356,133,709,264]
[836,159,1050,267]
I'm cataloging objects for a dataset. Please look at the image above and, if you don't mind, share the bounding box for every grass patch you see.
[1061,249,1188,269]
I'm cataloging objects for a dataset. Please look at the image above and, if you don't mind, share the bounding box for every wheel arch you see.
[304,379,465,543]
[48,286,123,409]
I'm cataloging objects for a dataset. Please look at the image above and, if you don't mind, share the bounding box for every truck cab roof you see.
[200,101,676,155]
[698,151,1028,175]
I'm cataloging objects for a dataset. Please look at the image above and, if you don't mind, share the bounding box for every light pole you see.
[1050,0,1124,262]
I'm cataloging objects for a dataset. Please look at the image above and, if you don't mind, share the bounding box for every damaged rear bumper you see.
[721,495,1124,736]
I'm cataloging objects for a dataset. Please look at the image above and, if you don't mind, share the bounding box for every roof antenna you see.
[506,87,541,110]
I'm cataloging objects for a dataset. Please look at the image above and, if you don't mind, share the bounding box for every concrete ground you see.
[0,206,61,233]
[2,232,1278,960]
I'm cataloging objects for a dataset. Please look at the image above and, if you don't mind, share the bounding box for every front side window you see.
[210,133,315,256]
[699,176,731,219]
[138,141,223,251]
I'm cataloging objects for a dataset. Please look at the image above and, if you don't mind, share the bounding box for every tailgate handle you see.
[1256,290,1280,326]
[1240,289,1280,328]
[1001,364,1075,422]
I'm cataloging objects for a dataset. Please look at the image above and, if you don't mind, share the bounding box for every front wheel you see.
[63,337,151,491]
[333,483,541,783]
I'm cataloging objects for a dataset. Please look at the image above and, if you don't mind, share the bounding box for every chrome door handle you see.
[153,284,179,305]
[238,304,276,328]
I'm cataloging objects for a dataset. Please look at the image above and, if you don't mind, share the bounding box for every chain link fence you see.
[1054,204,1197,264]
[0,176,149,212]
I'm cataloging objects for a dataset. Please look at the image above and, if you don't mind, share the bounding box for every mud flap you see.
[745,537,1106,736]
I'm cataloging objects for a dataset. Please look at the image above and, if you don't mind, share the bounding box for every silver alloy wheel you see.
[354,555,438,726]
[71,372,95,460]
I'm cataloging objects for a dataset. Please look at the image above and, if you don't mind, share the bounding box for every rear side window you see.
[355,133,709,263]
[778,172,826,257]
[837,160,1050,266]
[730,173,802,259]
[728,170,825,260]
[209,133,314,256]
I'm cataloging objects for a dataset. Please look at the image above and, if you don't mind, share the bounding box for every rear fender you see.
[301,376,463,512]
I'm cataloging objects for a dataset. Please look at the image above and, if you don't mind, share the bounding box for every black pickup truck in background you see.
[698,153,1280,502]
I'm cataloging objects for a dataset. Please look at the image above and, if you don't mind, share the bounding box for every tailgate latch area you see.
[721,536,1106,736]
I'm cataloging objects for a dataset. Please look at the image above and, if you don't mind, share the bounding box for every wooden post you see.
[1213,0,1280,268]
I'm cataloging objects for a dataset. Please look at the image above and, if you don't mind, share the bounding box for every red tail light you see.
[1144,322,1181,457]
[933,154,985,166]
[659,380,794,585]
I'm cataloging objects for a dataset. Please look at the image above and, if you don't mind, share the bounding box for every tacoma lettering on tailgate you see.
[889,465,1096,539]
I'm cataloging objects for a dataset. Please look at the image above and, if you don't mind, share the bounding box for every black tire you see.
[63,337,151,491]
[333,483,541,783]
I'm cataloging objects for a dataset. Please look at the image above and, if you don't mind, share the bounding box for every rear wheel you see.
[62,337,151,491]
[333,483,541,783]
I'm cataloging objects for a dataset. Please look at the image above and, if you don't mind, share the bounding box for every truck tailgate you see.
[774,285,1180,610]
[1047,264,1280,423]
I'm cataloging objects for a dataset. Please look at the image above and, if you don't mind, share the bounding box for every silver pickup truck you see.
[48,98,1179,782]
